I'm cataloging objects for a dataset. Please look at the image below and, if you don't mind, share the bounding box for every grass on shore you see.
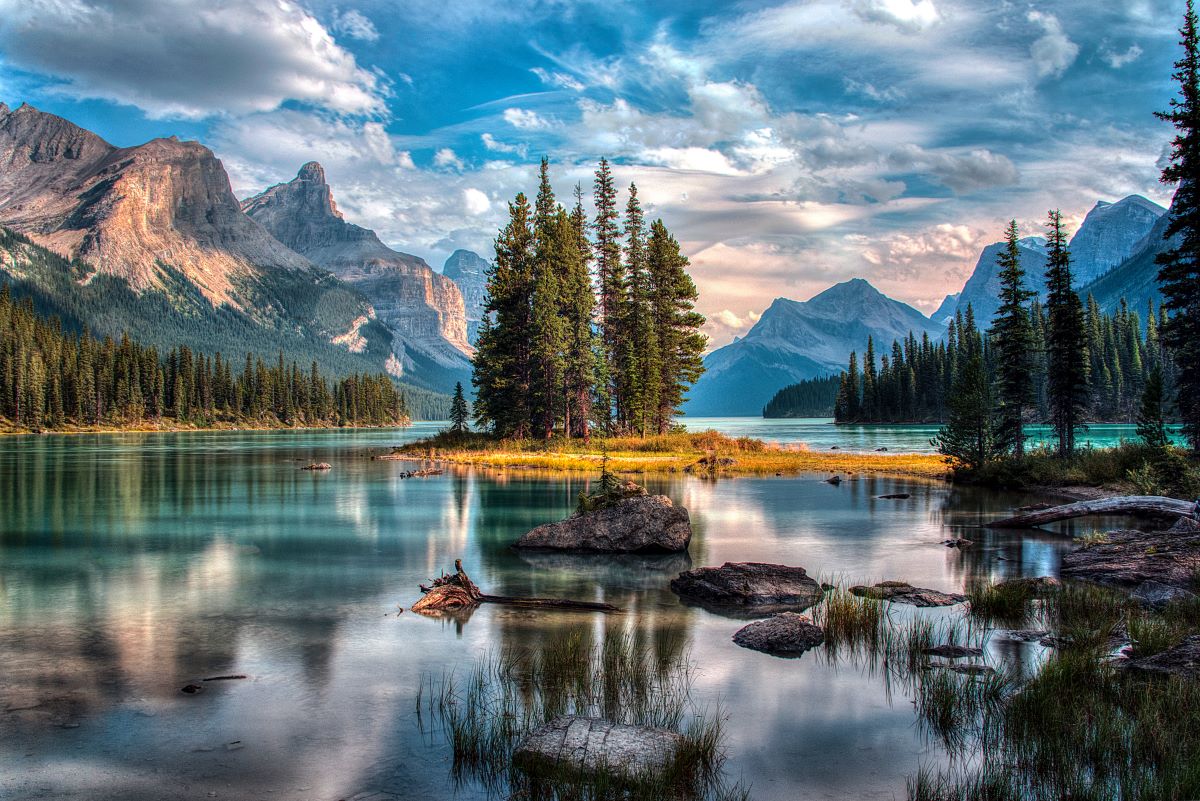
[393,429,949,478]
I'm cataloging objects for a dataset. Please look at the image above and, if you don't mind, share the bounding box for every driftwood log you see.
[410,560,619,614]
[987,495,1197,529]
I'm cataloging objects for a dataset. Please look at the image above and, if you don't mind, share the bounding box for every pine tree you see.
[1043,210,1090,457]
[989,220,1035,456]
[645,220,705,433]
[932,348,1002,470]
[592,158,623,430]
[1137,364,1169,450]
[564,185,600,441]
[528,160,567,438]
[619,183,657,434]
[1156,0,1200,452]
[449,381,470,434]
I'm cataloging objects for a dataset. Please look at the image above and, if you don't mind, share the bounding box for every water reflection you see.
[0,430,1090,801]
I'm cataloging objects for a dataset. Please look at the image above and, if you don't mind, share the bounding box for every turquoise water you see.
[683,416,1186,453]
[0,428,1141,801]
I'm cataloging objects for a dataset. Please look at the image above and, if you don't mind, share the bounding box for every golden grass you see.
[393,430,949,478]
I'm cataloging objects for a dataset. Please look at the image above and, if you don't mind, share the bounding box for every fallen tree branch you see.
[411,560,618,614]
[987,495,1197,529]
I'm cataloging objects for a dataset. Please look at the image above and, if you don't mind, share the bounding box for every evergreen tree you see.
[645,220,706,433]
[592,158,623,431]
[1137,364,1169,450]
[1043,210,1090,457]
[449,381,470,434]
[1156,0,1200,452]
[620,184,658,434]
[989,220,1036,456]
[932,348,1002,470]
[564,185,600,440]
[528,160,567,438]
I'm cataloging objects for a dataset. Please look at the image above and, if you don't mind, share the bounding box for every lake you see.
[0,426,1139,801]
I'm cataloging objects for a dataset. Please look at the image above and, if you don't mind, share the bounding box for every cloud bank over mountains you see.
[0,0,1181,345]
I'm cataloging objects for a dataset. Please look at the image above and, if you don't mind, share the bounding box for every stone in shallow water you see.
[992,629,1050,643]
[514,495,691,553]
[922,644,984,659]
[1124,635,1200,679]
[670,562,824,616]
[732,613,824,657]
[849,581,966,607]
[513,716,684,780]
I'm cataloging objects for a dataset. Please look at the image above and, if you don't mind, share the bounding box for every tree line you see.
[0,285,410,431]
[472,158,706,439]
[762,374,839,418]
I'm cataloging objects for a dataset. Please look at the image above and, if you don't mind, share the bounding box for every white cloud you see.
[481,132,527,156]
[332,8,380,42]
[462,188,491,215]
[854,0,940,32]
[0,0,387,119]
[502,107,552,130]
[1027,11,1079,79]
[889,144,1019,193]
[1101,44,1143,69]
[530,67,584,92]
[434,148,465,171]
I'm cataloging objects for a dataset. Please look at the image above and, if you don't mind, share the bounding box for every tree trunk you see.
[411,560,618,614]
[987,496,1197,529]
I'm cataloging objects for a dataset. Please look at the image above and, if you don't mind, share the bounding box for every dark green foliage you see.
[931,320,1005,469]
[1044,209,1090,456]
[990,220,1036,456]
[0,286,410,431]
[644,220,706,434]
[763,374,840,418]
[1138,364,1170,449]
[1156,0,1200,452]
[449,381,470,434]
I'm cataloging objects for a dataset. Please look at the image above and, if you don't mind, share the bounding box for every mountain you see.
[686,279,944,416]
[1081,199,1177,314]
[931,293,959,326]
[242,162,472,392]
[443,249,489,345]
[0,104,448,397]
[1068,195,1165,286]
[952,236,1048,325]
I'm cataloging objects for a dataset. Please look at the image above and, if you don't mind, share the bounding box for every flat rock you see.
[849,581,966,607]
[513,716,684,780]
[1061,527,1200,591]
[1131,580,1200,610]
[928,663,996,676]
[992,629,1050,643]
[732,613,824,657]
[922,644,984,659]
[941,538,972,549]
[670,562,824,616]
[878,493,910,499]
[514,495,691,553]
[1124,635,1200,679]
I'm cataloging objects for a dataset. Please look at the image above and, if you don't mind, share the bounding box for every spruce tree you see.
[932,348,1001,470]
[565,185,600,440]
[989,220,1035,456]
[592,159,623,430]
[645,220,706,433]
[528,160,567,438]
[1043,210,1089,457]
[620,183,657,434]
[1137,365,1169,450]
[1156,0,1200,452]
[449,381,470,434]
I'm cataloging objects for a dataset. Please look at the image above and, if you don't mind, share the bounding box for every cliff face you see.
[0,103,321,312]
[443,249,490,344]
[243,163,473,374]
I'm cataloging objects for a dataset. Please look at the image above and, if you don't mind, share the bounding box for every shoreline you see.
[0,420,417,438]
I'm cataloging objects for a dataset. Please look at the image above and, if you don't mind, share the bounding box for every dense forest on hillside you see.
[828,299,1175,425]
[762,375,839,418]
[0,226,450,419]
[0,286,414,432]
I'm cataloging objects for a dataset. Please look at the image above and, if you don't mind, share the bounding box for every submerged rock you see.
[922,644,984,659]
[301,462,332,471]
[514,495,691,553]
[1124,635,1200,679]
[732,613,824,657]
[928,663,995,676]
[877,493,910,499]
[941,538,973,549]
[825,475,842,485]
[849,581,966,607]
[992,629,1050,643]
[1131,580,1200,610]
[670,562,824,615]
[513,716,684,780]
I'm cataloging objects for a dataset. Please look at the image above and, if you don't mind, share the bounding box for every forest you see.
[0,285,411,432]
[472,158,707,439]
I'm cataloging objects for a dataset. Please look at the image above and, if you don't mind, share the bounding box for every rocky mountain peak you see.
[443,249,490,345]
[241,161,343,223]
[1069,194,1165,285]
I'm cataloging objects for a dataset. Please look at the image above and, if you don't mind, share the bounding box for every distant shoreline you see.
[0,420,416,438]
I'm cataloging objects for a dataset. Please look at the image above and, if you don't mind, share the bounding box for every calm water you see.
[682,416,1185,453]
[0,427,1134,801]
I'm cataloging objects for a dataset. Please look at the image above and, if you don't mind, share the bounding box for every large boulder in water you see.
[513,716,684,780]
[732,613,824,657]
[670,562,824,615]
[513,495,691,553]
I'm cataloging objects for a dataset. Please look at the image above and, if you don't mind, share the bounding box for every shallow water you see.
[0,428,1132,801]
[682,416,1186,453]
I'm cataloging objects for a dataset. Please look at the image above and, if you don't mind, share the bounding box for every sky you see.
[0,0,1184,346]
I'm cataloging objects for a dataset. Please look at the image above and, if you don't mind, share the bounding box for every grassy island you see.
[390,429,950,478]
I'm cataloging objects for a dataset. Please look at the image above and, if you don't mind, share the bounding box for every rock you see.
[928,663,996,676]
[732,613,825,657]
[877,493,910,499]
[994,576,1062,597]
[849,581,966,607]
[941,538,972,548]
[180,684,204,694]
[830,446,840,450]
[1131,580,1200,610]
[1039,634,1071,648]
[301,462,332,471]
[1124,635,1200,679]
[1061,527,1200,591]
[922,644,984,659]
[514,495,691,553]
[670,562,824,615]
[513,716,684,781]
[1168,515,1200,534]
[875,447,888,452]
[992,629,1050,643]
[825,475,842,485]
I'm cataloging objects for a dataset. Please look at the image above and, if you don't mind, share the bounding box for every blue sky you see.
[0,0,1183,345]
